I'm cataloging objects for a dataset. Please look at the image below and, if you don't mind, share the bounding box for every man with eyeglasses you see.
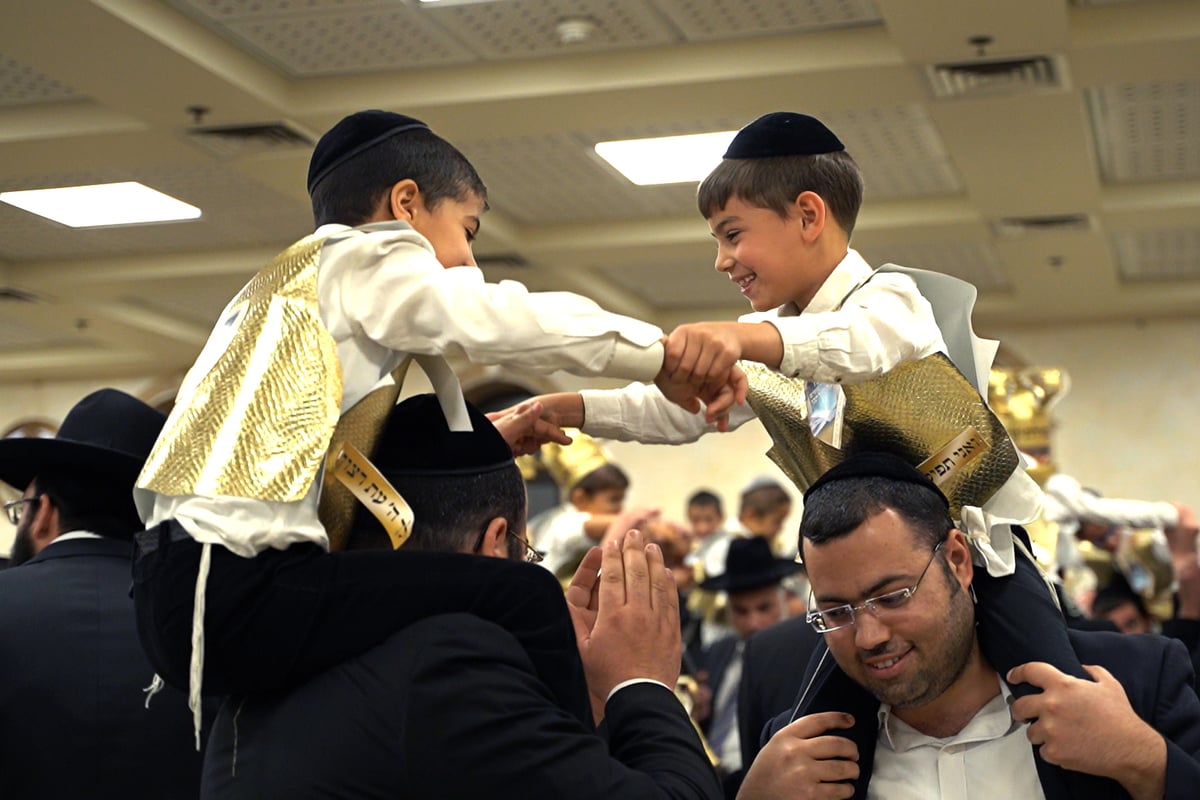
[739,452,1200,800]
[198,393,721,799]
[0,389,204,799]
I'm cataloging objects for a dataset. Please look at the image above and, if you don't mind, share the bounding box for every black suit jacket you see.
[700,633,740,735]
[766,629,1200,800]
[201,559,722,800]
[738,615,822,770]
[0,536,204,799]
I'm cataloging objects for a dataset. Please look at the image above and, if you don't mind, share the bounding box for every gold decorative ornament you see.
[538,430,611,493]
[987,366,1069,487]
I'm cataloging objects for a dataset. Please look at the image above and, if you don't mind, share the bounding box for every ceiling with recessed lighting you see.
[0,0,1197,384]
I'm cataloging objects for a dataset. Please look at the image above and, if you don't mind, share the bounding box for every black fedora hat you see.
[700,536,803,593]
[0,389,166,492]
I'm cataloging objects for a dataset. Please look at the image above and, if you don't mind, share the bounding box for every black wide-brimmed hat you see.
[700,536,803,593]
[0,389,166,492]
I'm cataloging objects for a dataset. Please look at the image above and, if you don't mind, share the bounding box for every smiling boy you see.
[532,111,942,442]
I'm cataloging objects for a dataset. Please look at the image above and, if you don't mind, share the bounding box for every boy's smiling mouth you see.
[734,273,756,294]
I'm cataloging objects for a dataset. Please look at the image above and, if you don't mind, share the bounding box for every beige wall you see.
[3,316,1197,558]
[990,316,1200,505]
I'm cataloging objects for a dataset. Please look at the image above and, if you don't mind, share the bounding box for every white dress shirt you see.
[870,678,1045,800]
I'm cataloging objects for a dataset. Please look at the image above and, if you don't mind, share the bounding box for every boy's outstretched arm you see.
[662,321,784,382]
[485,399,573,456]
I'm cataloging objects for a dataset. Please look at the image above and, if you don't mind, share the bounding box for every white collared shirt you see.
[869,678,1045,800]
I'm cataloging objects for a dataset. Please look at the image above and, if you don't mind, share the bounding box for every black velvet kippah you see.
[307,110,430,193]
[373,393,513,477]
[805,452,949,508]
[723,111,845,159]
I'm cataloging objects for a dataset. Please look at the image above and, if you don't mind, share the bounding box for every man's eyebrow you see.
[815,572,912,605]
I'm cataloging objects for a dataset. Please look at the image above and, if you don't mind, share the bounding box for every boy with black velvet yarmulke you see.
[130,110,746,742]
[528,110,1088,738]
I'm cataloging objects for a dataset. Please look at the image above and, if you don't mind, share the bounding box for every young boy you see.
[130,110,743,740]
[527,111,1087,716]
[530,433,650,578]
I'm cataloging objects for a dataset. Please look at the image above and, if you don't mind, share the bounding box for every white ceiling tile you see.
[0,56,86,107]
[1114,229,1200,281]
[652,0,881,40]
[858,241,1010,292]
[1088,81,1200,183]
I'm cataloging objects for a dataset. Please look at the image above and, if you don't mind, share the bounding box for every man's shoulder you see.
[1068,628,1194,695]
[746,615,820,661]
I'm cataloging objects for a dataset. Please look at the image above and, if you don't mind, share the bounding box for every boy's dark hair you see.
[687,489,723,516]
[574,463,629,495]
[311,128,488,227]
[697,151,864,236]
[346,463,526,557]
[739,480,791,517]
[799,475,953,559]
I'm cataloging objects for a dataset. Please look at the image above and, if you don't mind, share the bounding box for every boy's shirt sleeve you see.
[753,271,945,385]
[580,382,758,444]
[320,225,664,382]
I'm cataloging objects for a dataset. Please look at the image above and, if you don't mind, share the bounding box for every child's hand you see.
[485,399,572,457]
[654,362,747,431]
[662,322,744,394]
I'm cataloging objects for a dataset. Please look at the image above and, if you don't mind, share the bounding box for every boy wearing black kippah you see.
[535,111,943,445]
[130,110,746,742]
[527,111,1088,747]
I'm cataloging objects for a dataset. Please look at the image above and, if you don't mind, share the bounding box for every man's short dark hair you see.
[697,151,864,236]
[311,128,488,227]
[799,475,953,558]
[1091,577,1150,621]
[687,489,723,516]
[574,463,629,495]
[346,463,526,556]
[33,470,142,538]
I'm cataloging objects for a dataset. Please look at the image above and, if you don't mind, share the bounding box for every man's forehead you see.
[802,511,928,596]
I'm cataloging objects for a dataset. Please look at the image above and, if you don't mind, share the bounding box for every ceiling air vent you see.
[993,213,1094,237]
[185,121,315,158]
[925,55,1064,98]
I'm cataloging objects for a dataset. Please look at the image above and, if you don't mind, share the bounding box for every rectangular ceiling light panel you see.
[595,130,737,185]
[0,182,202,228]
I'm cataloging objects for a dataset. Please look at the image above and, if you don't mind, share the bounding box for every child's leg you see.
[971,532,1089,696]
[133,520,591,722]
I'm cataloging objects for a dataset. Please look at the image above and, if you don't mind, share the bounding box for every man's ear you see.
[474,517,509,559]
[27,494,61,550]
[945,529,975,589]
[388,179,421,222]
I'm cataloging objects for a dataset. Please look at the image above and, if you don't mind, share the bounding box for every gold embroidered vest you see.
[138,233,343,503]
[744,352,1019,524]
